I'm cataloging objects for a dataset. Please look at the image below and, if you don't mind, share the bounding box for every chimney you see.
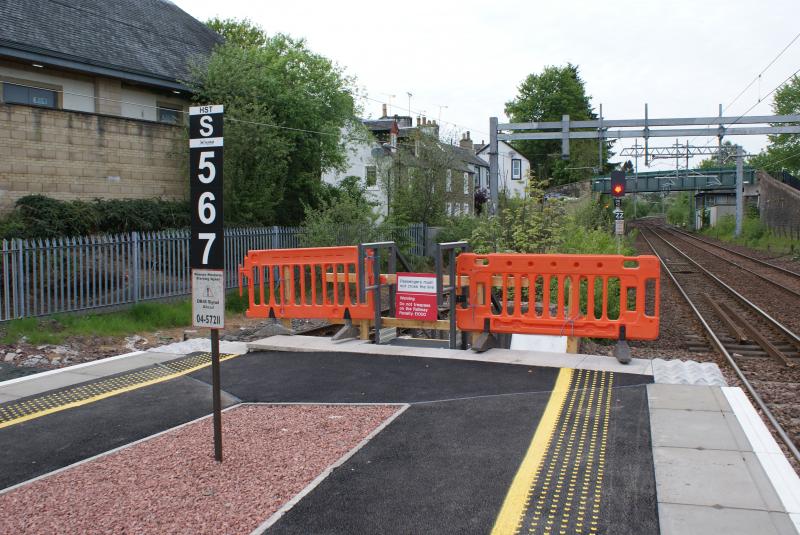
[416,116,421,126]
[459,130,474,152]
[382,103,387,118]
[422,116,427,125]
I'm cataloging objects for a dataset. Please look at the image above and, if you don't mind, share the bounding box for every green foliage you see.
[0,195,189,239]
[191,19,359,226]
[436,215,481,244]
[470,177,567,253]
[301,176,378,247]
[1,293,248,345]
[383,134,456,227]
[666,192,692,227]
[504,64,613,186]
[701,214,798,256]
[748,75,800,175]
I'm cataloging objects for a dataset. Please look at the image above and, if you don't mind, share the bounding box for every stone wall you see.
[0,103,186,213]
[759,171,800,238]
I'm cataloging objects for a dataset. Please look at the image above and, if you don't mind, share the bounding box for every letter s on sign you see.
[199,115,213,137]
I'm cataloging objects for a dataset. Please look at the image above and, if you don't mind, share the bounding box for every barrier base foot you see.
[613,339,632,364]
[471,331,498,353]
[333,320,360,341]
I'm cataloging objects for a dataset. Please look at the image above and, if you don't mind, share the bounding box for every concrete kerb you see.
[246,335,655,376]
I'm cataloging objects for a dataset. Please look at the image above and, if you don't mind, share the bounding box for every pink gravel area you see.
[0,404,400,535]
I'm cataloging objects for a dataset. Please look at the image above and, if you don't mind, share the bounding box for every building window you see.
[365,165,377,187]
[511,159,522,180]
[2,82,57,108]
[475,172,481,189]
[446,169,452,192]
[463,172,470,194]
[446,202,453,215]
[463,202,469,214]
[157,105,180,124]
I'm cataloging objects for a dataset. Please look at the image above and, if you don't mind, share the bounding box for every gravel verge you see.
[0,404,400,535]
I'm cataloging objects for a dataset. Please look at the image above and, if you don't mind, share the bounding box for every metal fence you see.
[0,223,425,321]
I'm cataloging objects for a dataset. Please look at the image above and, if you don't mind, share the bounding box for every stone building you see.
[0,0,221,213]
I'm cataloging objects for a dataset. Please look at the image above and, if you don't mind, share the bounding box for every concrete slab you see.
[0,371,103,400]
[647,383,728,412]
[248,335,655,375]
[658,503,792,535]
[653,446,770,510]
[650,408,751,451]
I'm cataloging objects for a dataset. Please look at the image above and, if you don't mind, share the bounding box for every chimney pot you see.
[382,103,387,117]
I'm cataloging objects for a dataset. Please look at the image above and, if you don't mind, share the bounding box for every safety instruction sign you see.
[192,269,225,328]
[396,273,437,322]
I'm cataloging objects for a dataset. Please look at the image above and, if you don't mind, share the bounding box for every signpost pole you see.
[210,328,222,462]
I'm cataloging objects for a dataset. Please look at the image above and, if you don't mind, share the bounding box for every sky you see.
[172,0,799,171]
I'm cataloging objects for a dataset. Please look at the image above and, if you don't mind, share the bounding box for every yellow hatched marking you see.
[491,368,574,535]
[0,353,239,430]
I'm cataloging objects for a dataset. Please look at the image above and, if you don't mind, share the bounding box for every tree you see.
[380,133,459,226]
[190,19,359,226]
[504,64,612,186]
[749,75,800,176]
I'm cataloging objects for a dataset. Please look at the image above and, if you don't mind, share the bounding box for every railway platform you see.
[0,335,797,534]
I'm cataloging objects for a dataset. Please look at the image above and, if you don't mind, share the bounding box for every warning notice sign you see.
[396,273,437,322]
[192,269,225,329]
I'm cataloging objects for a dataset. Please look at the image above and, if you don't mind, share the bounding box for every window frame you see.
[156,102,182,125]
[511,158,522,180]
[1,78,61,109]
[365,165,377,188]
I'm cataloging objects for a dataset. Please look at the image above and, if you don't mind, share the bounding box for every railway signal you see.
[610,170,626,197]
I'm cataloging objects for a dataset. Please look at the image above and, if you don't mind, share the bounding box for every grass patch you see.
[701,214,800,257]
[0,291,250,345]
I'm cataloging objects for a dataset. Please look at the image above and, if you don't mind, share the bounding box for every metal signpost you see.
[189,104,225,462]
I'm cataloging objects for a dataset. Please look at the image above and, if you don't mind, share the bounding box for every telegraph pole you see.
[735,145,744,237]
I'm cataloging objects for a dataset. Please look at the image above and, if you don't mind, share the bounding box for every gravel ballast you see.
[0,404,400,534]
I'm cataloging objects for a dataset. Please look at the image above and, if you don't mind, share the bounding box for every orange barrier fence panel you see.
[455,253,660,340]
[238,246,374,321]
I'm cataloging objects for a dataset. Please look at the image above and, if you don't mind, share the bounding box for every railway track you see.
[640,224,800,463]
[661,226,800,299]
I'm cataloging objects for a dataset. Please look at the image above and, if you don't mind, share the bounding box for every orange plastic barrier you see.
[238,246,375,321]
[455,253,660,340]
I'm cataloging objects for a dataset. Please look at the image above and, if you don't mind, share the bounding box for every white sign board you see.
[396,274,437,294]
[192,269,225,328]
[615,219,625,235]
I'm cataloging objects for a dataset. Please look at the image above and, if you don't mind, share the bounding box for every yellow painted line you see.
[0,353,240,430]
[491,367,574,535]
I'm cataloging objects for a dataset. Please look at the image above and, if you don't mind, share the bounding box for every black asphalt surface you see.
[188,351,562,403]
[0,349,657,535]
[267,393,552,535]
[600,383,659,534]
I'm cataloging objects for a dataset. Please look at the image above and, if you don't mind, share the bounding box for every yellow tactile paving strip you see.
[0,352,240,430]
[492,368,615,535]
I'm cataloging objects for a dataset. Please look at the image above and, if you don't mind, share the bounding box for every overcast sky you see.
[172,0,799,170]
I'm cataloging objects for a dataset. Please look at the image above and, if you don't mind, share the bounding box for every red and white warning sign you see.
[395,272,438,322]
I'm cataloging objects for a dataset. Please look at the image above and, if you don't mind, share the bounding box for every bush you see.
[0,195,190,239]
[301,176,378,247]
[436,215,480,244]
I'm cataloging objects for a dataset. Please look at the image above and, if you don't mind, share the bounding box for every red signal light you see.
[610,171,626,197]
